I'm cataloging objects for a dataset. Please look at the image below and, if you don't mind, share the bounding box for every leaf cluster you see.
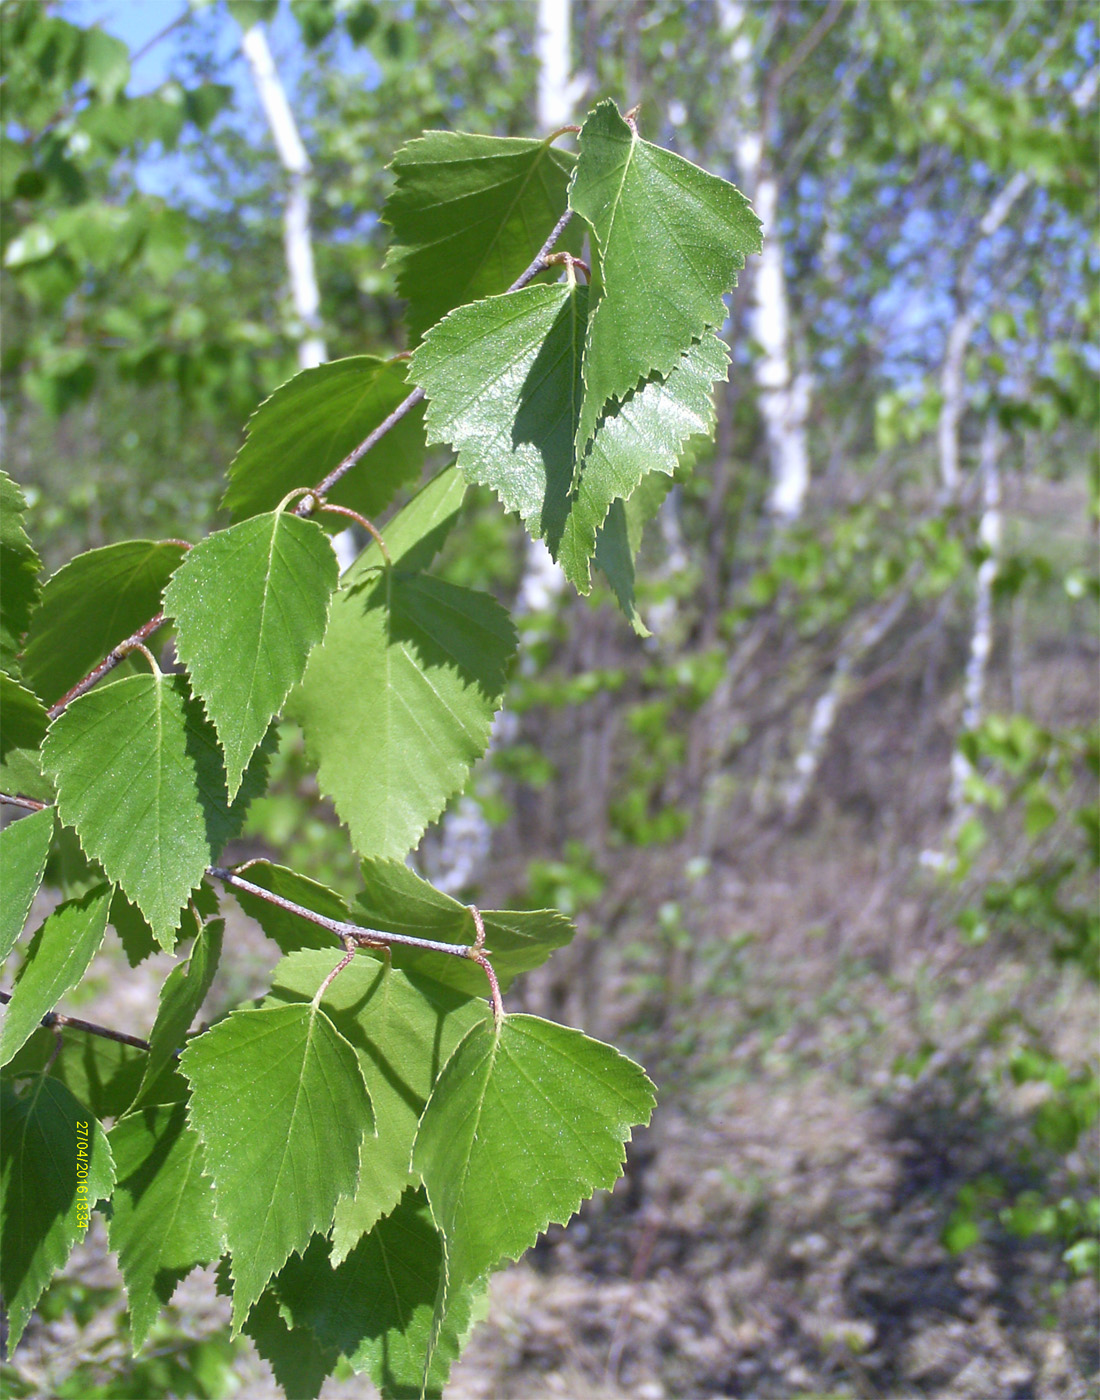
[0,98,757,1395]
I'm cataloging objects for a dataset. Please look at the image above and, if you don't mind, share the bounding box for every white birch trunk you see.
[241,24,326,372]
[948,418,1002,824]
[783,578,914,821]
[719,0,811,522]
[241,24,358,573]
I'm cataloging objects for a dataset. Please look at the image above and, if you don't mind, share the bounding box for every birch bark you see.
[718,0,811,522]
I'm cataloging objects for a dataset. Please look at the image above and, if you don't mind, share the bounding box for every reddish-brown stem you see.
[47,613,166,720]
[545,251,592,282]
[314,948,356,1004]
[0,989,152,1054]
[298,386,428,507]
[316,503,391,564]
[1,792,47,811]
[548,123,582,139]
[470,951,504,1028]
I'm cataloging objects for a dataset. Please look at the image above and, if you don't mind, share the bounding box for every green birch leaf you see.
[239,1283,340,1400]
[108,1102,224,1350]
[411,285,727,590]
[0,673,52,802]
[275,1190,483,1399]
[353,857,574,996]
[19,540,185,706]
[413,1014,655,1357]
[0,1076,115,1350]
[132,918,223,1110]
[558,333,729,587]
[0,471,41,678]
[180,1000,373,1332]
[289,570,515,861]
[3,1026,147,1121]
[164,509,339,799]
[0,883,112,1068]
[109,888,163,967]
[41,672,269,950]
[227,861,348,954]
[222,357,425,526]
[594,498,648,636]
[264,950,487,1260]
[569,98,761,450]
[384,130,582,343]
[0,805,54,964]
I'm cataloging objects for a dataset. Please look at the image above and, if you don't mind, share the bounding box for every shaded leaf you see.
[0,805,54,964]
[0,471,41,677]
[2,1025,148,1122]
[569,99,761,449]
[0,674,52,802]
[222,357,425,527]
[367,465,467,574]
[276,1190,483,1399]
[290,570,514,861]
[264,949,486,1258]
[384,130,582,343]
[42,672,269,949]
[165,508,338,798]
[133,918,223,1109]
[108,1102,224,1349]
[0,1076,114,1350]
[0,883,112,1068]
[240,1283,340,1400]
[180,1000,373,1331]
[19,539,185,706]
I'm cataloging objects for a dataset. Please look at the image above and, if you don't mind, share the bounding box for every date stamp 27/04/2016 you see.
[75,1121,90,1228]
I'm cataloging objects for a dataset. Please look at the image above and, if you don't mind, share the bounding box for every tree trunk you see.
[718,0,811,522]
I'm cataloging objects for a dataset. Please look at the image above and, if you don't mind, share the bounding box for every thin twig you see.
[0,793,47,811]
[210,865,503,968]
[47,614,166,720]
[0,989,151,1054]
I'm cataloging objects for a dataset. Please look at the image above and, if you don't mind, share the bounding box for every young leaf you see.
[0,882,113,1068]
[19,540,186,706]
[42,672,268,949]
[180,1000,373,1331]
[0,1076,115,1351]
[413,1015,655,1348]
[0,805,54,964]
[290,570,515,861]
[275,1190,483,1399]
[226,861,348,954]
[353,857,574,996]
[222,357,425,526]
[0,674,52,802]
[264,950,487,1257]
[569,98,761,450]
[132,918,223,1109]
[108,1102,224,1350]
[0,471,41,678]
[164,508,339,798]
[411,283,727,589]
[384,130,582,343]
